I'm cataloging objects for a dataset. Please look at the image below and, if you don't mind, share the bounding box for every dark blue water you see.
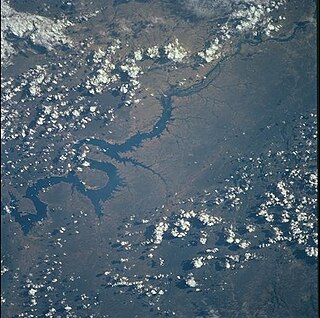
[3,24,303,234]
[8,78,219,234]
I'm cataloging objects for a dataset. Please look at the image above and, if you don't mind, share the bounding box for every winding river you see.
[5,25,303,234]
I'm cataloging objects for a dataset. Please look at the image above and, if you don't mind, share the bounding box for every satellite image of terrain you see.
[0,0,318,317]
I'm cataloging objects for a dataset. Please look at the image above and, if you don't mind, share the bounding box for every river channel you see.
[6,25,303,234]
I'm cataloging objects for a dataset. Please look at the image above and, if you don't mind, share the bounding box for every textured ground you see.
[1,1,317,317]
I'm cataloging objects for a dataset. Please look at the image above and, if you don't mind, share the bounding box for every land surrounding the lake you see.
[1,1,317,317]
